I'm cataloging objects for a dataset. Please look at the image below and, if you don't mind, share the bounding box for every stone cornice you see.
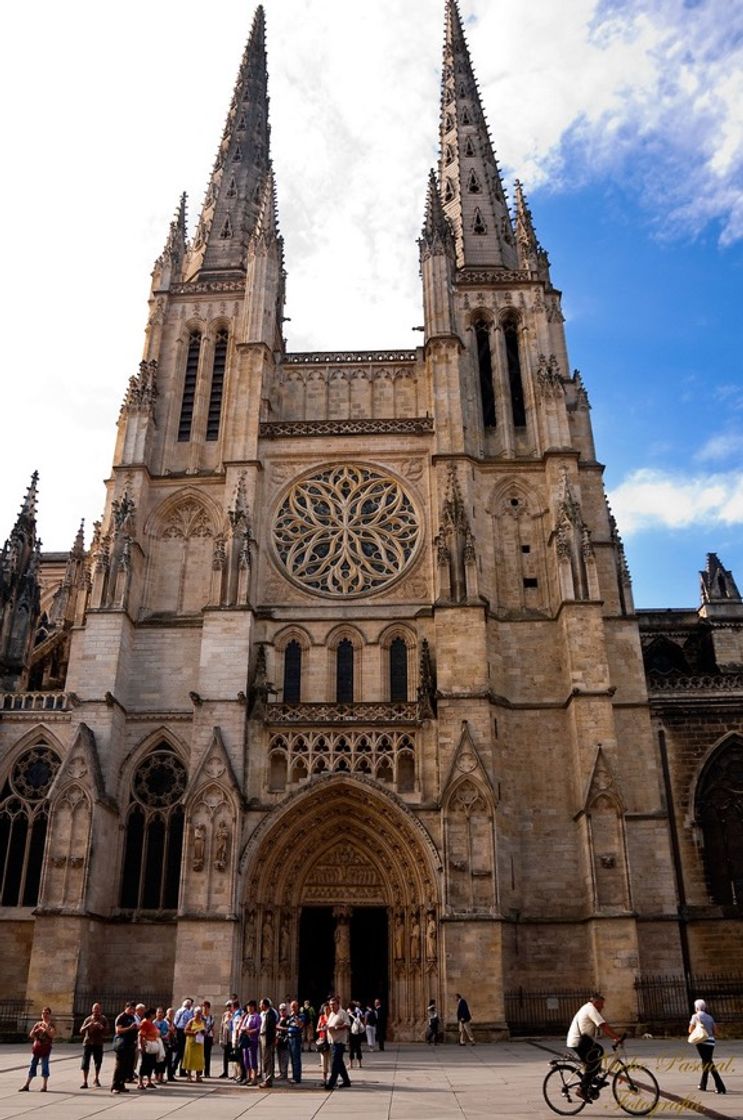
[260,417,433,439]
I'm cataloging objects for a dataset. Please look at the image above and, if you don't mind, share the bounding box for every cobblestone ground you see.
[0,1039,740,1119]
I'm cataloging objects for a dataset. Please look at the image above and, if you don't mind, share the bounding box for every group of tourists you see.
[18,992,388,1093]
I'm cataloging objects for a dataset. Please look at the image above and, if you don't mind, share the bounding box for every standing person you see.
[174,997,194,1076]
[325,995,352,1090]
[689,999,727,1094]
[374,998,387,1051]
[242,1000,261,1085]
[286,1000,305,1084]
[137,1008,161,1090]
[18,1007,56,1093]
[110,1000,138,1094]
[348,1001,365,1068]
[153,1008,169,1084]
[164,1008,178,1081]
[365,1002,377,1050]
[202,1001,214,1078]
[302,1000,316,1052]
[258,997,278,1088]
[275,1004,290,1080]
[316,1002,331,1087]
[218,1001,234,1078]
[426,1000,440,1045]
[230,1000,244,1080]
[455,992,476,1046]
[80,1002,108,1088]
[567,993,622,1101]
[183,1005,206,1082]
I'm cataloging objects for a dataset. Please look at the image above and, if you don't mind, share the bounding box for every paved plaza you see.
[0,1039,740,1120]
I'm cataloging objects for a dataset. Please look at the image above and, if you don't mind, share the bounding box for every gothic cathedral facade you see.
[1,2,742,1037]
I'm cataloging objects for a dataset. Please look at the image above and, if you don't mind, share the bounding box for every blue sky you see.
[1,0,741,609]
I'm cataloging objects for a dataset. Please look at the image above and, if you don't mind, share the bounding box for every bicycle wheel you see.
[612,1063,660,1116]
[542,1063,587,1115]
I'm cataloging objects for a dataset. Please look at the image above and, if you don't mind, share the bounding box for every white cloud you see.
[609,468,743,533]
[695,432,743,463]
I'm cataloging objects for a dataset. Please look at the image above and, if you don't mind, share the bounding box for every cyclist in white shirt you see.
[567,993,622,1100]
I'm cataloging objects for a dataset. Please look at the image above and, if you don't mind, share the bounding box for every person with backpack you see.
[348,1001,365,1068]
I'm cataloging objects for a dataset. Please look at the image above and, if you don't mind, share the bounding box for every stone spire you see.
[700,554,742,607]
[419,169,455,259]
[514,179,550,281]
[438,0,517,270]
[184,5,272,281]
[0,472,42,688]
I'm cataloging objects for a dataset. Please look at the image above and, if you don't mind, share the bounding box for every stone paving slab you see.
[0,1040,740,1119]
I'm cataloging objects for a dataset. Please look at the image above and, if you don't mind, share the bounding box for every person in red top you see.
[137,1009,161,1090]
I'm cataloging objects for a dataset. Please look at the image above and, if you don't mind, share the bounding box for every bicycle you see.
[542,1037,660,1116]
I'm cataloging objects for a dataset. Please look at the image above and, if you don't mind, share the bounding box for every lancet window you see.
[696,737,743,908]
[475,320,496,428]
[177,331,201,442]
[503,316,526,428]
[0,745,60,906]
[336,639,354,703]
[119,745,187,912]
[389,637,408,702]
[283,640,302,704]
[206,329,228,441]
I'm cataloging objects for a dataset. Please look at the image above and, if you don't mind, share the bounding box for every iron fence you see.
[636,974,743,1024]
[505,987,592,1035]
[73,989,173,1035]
[0,999,34,1038]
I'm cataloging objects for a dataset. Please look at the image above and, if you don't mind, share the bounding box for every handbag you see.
[145,1038,161,1055]
[689,1023,709,1044]
[316,1036,330,1053]
[32,1039,52,1058]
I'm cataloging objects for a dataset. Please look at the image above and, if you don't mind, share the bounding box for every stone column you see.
[332,905,352,1003]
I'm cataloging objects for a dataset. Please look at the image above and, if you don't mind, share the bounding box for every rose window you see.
[272,464,421,597]
[10,747,60,802]
[132,750,187,809]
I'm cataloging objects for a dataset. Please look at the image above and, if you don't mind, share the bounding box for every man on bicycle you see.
[567,993,622,1100]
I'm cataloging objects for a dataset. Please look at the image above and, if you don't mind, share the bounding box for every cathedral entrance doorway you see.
[240,775,441,1038]
[297,905,388,1010]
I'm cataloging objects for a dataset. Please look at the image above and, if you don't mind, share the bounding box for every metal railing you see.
[505,987,592,1035]
[636,974,743,1024]
[73,990,173,1035]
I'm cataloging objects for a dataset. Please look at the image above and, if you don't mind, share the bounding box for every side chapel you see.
[1,1,742,1037]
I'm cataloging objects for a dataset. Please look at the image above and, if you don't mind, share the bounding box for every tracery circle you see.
[133,751,187,809]
[272,464,421,597]
[11,747,60,801]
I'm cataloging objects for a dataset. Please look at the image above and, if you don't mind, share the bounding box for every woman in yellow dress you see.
[182,1006,206,1082]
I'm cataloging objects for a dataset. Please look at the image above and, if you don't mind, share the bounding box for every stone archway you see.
[240,775,442,1038]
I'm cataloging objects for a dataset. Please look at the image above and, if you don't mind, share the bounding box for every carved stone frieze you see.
[266,701,420,725]
[260,417,433,439]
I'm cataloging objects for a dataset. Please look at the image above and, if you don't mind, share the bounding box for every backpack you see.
[351,1014,364,1035]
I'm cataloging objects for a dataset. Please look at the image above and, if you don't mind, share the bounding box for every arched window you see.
[389,637,408,702]
[0,745,60,906]
[475,320,496,428]
[697,738,743,907]
[503,317,526,428]
[336,639,354,704]
[178,332,201,442]
[206,329,228,441]
[283,640,302,704]
[120,745,186,911]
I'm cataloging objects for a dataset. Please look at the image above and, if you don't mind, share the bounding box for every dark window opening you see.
[467,170,481,193]
[119,748,187,911]
[283,640,302,704]
[472,208,487,234]
[523,578,538,589]
[336,639,354,704]
[389,637,408,702]
[178,332,201,442]
[475,320,496,428]
[521,545,531,554]
[697,739,743,907]
[206,329,228,441]
[503,319,526,428]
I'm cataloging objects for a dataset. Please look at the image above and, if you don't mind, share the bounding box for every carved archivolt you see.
[242,775,440,910]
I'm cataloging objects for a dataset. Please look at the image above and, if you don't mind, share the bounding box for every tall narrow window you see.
[0,745,60,907]
[119,745,187,911]
[206,329,228,441]
[283,640,302,704]
[503,318,526,428]
[178,332,201,442]
[389,637,408,702]
[697,737,743,907]
[475,320,496,428]
[336,639,354,704]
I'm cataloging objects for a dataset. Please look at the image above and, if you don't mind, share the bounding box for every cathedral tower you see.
[1,1,740,1037]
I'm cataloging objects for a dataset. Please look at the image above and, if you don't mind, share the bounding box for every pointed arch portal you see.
[240,775,441,1037]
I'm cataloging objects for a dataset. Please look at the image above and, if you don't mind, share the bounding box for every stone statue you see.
[262,910,274,964]
[243,909,256,961]
[192,824,206,872]
[280,915,291,964]
[410,911,421,962]
[426,912,437,960]
[214,820,230,871]
[394,910,405,960]
[334,914,350,964]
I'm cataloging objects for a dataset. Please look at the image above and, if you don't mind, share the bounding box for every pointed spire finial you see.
[72,519,86,558]
[420,168,455,259]
[514,179,550,279]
